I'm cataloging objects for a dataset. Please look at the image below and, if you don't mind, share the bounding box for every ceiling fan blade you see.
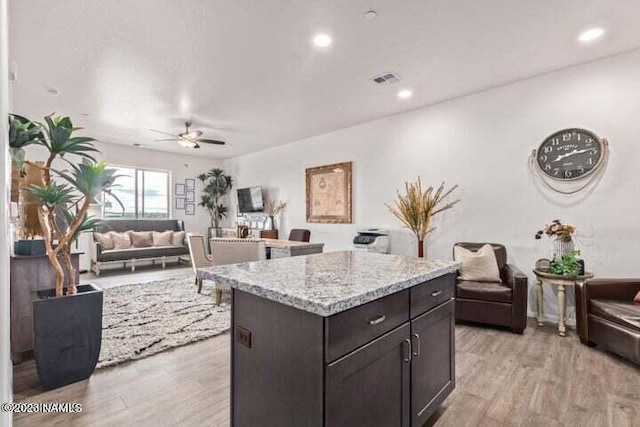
[154,138,182,142]
[195,138,226,145]
[149,129,179,137]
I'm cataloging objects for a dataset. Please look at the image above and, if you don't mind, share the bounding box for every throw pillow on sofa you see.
[128,231,153,248]
[94,232,115,250]
[171,231,186,246]
[454,244,501,282]
[152,230,174,246]
[110,232,132,250]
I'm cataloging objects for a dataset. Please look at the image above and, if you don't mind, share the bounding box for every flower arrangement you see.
[534,219,576,242]
[264,199,286,230]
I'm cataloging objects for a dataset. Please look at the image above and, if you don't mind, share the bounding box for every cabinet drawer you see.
[410,273,455,319]
[325,289,409,362]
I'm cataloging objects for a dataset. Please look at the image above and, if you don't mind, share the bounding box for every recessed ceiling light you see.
[578,27,605,43]
[365,10,377,20]
[398,89,413,99]
[313,33,332,48]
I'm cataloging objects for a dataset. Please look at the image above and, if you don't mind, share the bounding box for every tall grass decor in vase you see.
[386,178,459,258]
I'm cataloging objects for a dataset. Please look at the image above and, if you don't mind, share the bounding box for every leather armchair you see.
[453,242,528,334]
[575,279,640,364]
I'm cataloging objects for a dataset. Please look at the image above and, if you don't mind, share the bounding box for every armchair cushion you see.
[456,281,512,303]
[590,299,640,332]
[454,244,501,282]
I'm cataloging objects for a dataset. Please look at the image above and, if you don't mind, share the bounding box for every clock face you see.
[536,128,603,181]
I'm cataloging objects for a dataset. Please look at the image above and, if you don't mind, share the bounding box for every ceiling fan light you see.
[178,139,198,148]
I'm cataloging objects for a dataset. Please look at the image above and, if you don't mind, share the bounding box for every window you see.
[103,166,170,219]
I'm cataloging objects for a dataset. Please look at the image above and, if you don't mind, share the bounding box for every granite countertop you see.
[198,251,460,317]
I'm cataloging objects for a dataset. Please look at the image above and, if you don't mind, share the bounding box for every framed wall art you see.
[185,178,195,191]
[175,183,185,196]
[306,161,352,223]
[185,203,195,215]
[175,197,185,210]
[186,191,195,202]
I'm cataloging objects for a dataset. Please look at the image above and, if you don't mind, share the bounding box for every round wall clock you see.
[536,128,605,181]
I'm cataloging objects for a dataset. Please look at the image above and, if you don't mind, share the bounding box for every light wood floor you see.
[13,317,640,427]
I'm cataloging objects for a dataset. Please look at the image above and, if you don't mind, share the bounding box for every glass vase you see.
[552,238,574,259]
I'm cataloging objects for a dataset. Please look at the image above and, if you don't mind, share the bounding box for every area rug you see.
[98,276,230,368]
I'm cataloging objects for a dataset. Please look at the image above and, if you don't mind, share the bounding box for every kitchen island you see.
[199,251,460,427]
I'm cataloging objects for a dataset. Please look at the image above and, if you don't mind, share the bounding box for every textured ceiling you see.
[9,0,640,159]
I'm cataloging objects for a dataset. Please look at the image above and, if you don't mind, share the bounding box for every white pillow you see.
[454,244,501,282]
[94,232,114,250]
[110,232,132,250]
[152,230,174,246]
[171,231,186,246]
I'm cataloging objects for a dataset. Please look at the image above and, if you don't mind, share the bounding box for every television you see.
[237,186,264,213]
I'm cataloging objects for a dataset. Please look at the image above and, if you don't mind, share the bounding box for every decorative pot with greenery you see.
[549,250,585,278]
[386,178,459,258]
[197,168,233,238]
[9,113,118,389]
[264,198,286,231]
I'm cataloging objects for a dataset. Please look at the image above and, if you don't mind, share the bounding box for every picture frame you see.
[175,197,185,210]
[185,191,195,202]
[185,203,195,216]
[185,178,195,191]
[306,161,353,223]
[175,183,185,196]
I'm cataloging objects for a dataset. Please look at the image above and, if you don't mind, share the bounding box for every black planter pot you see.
[32,284,103,390]
[14,239,46,256]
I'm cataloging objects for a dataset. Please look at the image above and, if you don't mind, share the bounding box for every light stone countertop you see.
[198,251,460,317]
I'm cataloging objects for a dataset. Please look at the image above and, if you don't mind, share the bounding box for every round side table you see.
[532,269,594,337]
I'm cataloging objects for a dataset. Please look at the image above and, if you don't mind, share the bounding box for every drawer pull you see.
[431,290,443,297]
[403,338,412,363]
[367,315,386,326]
[411,333,421,357]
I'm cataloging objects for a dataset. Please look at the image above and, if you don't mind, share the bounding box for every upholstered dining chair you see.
[186,233,212,294]
[209,238,266,305]
[288,229,311,242]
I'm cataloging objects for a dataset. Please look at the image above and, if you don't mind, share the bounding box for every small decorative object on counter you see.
[264,198,286,231]
[534,219,577,259]
[386,178,459,258]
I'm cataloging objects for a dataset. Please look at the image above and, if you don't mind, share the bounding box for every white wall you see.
[1,0,13,423]
[225,49,640,322]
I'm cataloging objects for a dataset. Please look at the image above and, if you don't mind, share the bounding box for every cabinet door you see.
[410,299,455,427]
[326,323,411,427]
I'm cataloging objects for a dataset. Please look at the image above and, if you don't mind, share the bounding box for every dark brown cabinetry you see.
[231,273,455,427]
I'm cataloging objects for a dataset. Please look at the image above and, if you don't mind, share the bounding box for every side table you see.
[532,269,594,337]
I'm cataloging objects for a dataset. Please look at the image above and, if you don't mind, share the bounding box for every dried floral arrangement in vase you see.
[386,178,459,258]
[535,219,577,259]
[264,199,286,230]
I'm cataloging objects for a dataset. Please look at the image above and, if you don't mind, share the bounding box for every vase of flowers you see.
[264,198,286,231]
[535,219,576,259]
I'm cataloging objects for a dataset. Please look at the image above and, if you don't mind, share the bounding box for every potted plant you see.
[386,178,459,258]
[549,250,585,278]
[9,113,118,390]
[197,168,233,238]
[264,198,286,231]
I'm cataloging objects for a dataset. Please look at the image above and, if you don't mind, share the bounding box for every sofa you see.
[91,219,189,275]
[575,279,640,364]
[453,242,528,334]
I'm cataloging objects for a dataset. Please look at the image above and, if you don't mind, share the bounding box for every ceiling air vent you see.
[371,72,402,85]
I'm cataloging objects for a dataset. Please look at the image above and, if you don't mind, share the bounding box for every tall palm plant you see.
[386,178,460,257]
[197,168,233,229]
[10,114,118,296]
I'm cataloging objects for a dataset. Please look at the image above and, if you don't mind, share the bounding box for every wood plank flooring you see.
[13,319,640,426]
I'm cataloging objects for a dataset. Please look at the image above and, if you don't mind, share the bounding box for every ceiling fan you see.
[149,122,226,149]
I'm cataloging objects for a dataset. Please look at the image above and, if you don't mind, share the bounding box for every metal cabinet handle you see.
[431,290,442,297]
[403,338,412,363]
[367,315,386,326]
[411,333,421,357]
